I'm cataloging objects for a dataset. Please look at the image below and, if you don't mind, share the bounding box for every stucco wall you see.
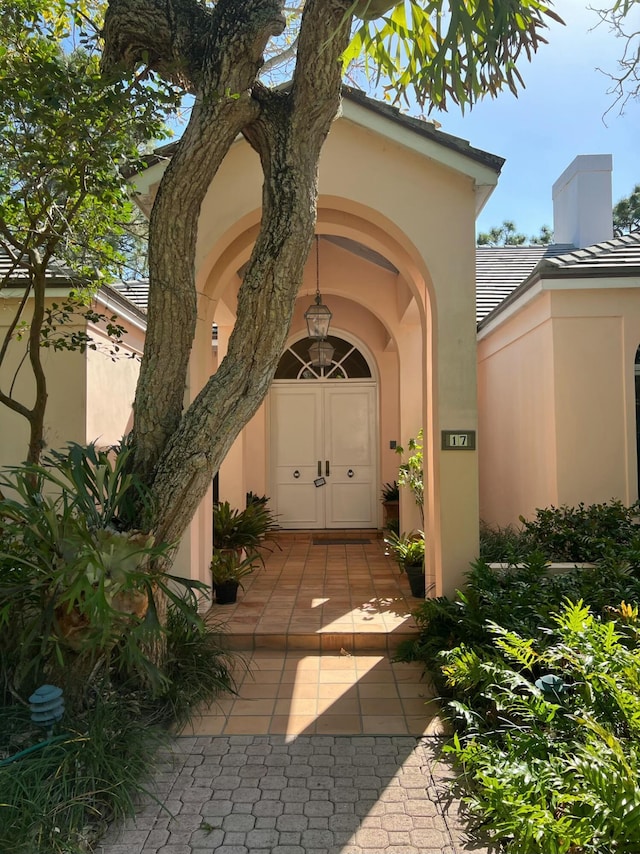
[478,284,640,527]
[86,323,144,446]
[0,298,87,468]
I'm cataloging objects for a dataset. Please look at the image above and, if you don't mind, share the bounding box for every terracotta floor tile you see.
[231,698,277,716]
[317,682,354,700]
[358,683,397,699]
[315,715,362,734]
[360,698,404,716]
[181,715,227,736]
[292,682,324,698]
[401,697,438,716]
[275,697,317,716]
[239,683,280,700]
[361,715,409,734]
[269,715,316,735]
[196,538,439,738]
[317,696,360,715]
[223,715,271,735]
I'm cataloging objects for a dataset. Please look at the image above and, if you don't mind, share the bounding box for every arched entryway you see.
[270,333,378,529]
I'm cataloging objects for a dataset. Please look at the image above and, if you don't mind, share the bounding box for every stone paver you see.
[97,736,488,854]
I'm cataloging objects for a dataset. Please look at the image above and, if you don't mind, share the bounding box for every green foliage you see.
[157,602,238,729]
[0,2,177,279]
[479,500,640,563]
[0,444,238,852]
[0,443,206,705]
[395,429,423,519]
[210,548,262,585]
[0,695,167,854]
[345,0,563,111]
[384,529,425,570]
[518,500,640,562]
[0,0,179,461]
[613,183,640,235]
[477,221,553,246]
[213,499,278,552]
[478,520,531,562]
[381,480,399,501]
[444,601,640,852]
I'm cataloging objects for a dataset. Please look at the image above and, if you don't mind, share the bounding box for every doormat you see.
[313,537,371,545]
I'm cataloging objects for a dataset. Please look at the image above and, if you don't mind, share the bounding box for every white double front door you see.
[270,383,377,529]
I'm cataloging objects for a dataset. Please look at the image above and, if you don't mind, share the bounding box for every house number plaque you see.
[441,430,476,451]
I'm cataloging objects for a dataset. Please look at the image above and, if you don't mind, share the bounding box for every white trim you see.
[477,281,544,340]
[96,291,147,333]
[279,327,380,385]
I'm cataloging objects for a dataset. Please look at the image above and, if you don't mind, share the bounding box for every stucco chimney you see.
[552,154,613,248]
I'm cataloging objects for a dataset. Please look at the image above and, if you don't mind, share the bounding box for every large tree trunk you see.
[102,0,353,544]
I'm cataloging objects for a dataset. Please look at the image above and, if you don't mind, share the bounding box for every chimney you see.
[552,154,613,248]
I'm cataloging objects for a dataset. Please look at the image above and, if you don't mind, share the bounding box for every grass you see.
[0,600,238,854]
[0,696,166,854]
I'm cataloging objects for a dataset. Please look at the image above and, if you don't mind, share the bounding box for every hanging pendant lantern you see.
[309,339,335,368]
[304,236,332,340]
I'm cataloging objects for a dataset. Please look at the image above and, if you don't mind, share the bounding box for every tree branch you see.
[122,0,287,482]
[147,0,353,543]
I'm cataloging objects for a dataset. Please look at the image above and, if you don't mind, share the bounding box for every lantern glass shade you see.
[309,339,334,368]
[304,298,332,340]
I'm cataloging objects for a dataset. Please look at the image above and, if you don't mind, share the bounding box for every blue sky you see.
[426,1,639,238]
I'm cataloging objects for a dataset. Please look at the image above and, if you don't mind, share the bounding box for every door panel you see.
[324,386,376,528]
[271,387,323,527]
[271,383,377,529]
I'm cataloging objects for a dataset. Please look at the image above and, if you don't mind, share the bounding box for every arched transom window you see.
[274,335,372,380]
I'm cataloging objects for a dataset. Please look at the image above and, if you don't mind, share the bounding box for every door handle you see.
[325,460,330,477]
[318,460,322,477]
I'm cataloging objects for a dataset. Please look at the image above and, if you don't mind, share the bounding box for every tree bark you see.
[103,0,288,484]
[101,0,353,543]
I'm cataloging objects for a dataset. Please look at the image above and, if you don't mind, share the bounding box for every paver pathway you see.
[98,735,488,854]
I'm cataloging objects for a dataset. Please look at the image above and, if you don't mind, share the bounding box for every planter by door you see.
[405,564,425,598]
[213,580,240,605]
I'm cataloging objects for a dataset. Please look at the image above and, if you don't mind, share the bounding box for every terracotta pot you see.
[382,500,399,527]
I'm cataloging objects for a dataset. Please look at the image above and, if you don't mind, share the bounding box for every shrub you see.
[0,443,207,707]
[0,445,239,852]
[480,500,640,563]
[444,601,640,852]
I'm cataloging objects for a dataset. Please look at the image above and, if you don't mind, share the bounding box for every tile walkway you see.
[98,535,489,854]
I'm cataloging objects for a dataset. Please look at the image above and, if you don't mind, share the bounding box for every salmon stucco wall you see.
[479,284,640,527]
[137,100,496,595]
[477,294,557,526]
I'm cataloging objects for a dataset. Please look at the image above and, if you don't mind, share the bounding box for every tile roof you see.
[133,87,505,179]
[536,231,640,275]
[476,244,573,323]
[477,230,640,327]
[110,279,150,312]
[0,247,76,286]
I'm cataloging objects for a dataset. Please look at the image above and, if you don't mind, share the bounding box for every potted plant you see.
[210,547,261,604]
[381,480,400,529]
[384,529,426,598]
[395,429,424,524]
[213,499,278,553]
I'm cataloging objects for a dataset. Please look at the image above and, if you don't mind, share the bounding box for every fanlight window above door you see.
[274,336,372,380]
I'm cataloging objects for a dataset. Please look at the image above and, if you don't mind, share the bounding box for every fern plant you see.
[444,600,640,852]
